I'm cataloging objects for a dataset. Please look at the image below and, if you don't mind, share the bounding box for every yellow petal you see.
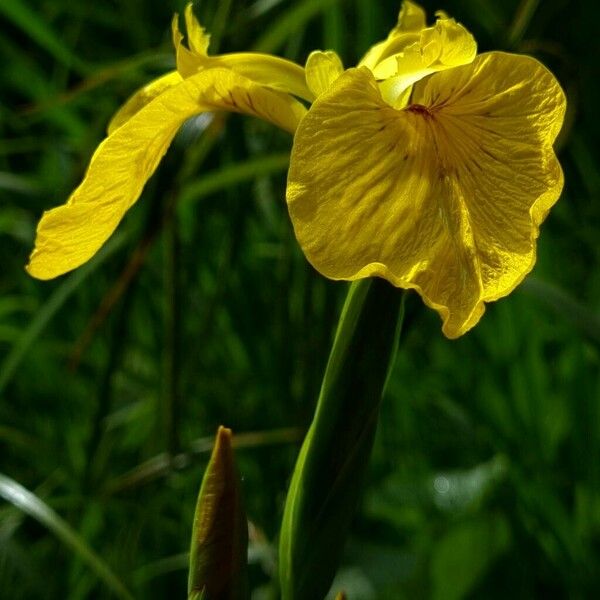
[373,17,476,107]
[184,2,210,55]
[305,50,344,97]
[359,5,476,107]
[107,71,183,134]
[420,16,476,67]
[172,11,205,78]
[211,54,313,101]
[359,1,426,70]
[27,68,306,280]
[398,1,427,31]
[287,53,565,338]
[172,6,312,101]
[359,32,417,74]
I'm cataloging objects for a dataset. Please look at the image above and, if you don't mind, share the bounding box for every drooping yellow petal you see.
[209,54,313,100]
[172,5,313,101]
[27,68,307,280]
[107,71,183,134]
[305,51,344,97]
[287,52,565,338]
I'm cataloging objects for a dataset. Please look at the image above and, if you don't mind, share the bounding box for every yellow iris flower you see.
[27,1,566,339]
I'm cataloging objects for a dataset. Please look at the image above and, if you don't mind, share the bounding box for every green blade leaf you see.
[0,0,88,74]
[253,0,343,53]
[178,153,290,210]
[0,472,133,600]
[279,279,405,600]
[0,233,127,396]
[431,514,511,600]
[188,426,248,600]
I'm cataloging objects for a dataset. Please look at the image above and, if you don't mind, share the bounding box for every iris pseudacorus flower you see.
[27,2,566,339]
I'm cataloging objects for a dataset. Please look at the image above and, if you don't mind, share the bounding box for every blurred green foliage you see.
[0,0,599,598]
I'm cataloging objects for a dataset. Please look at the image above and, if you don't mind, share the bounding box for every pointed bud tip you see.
[216,425,232,438]
[215,426,233,449]
[211,426,234,468]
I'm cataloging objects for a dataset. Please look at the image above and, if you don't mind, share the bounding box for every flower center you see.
[406,103,433,117]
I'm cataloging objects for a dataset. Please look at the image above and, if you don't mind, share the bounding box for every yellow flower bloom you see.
[27,2,566,339]
[287,1,566,338]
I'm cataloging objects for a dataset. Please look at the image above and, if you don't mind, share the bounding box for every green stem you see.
[279,278,405,599]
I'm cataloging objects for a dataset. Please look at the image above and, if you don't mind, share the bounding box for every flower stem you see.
[279,278,405,599]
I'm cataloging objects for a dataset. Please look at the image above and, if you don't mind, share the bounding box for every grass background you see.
[1,0,599,597]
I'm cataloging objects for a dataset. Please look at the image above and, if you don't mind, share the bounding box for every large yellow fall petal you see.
[27,68,307,280]
[287,52,565,338]
[107,71,183,134]
[208,54,313,100]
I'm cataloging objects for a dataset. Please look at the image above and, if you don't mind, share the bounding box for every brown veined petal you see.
[27,68,306,280]
[286,52,565,338]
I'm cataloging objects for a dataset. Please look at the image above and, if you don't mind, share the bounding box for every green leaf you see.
[0,472,133,600]
[0,233,127,396]
[253,0,343,53]
[521,277,600,346]
[188,426,248,600]
[0,0,88,74]
[507,0,540,47]
[178,153,290,210]
[279,279,404,600]
[431,514,511,600]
